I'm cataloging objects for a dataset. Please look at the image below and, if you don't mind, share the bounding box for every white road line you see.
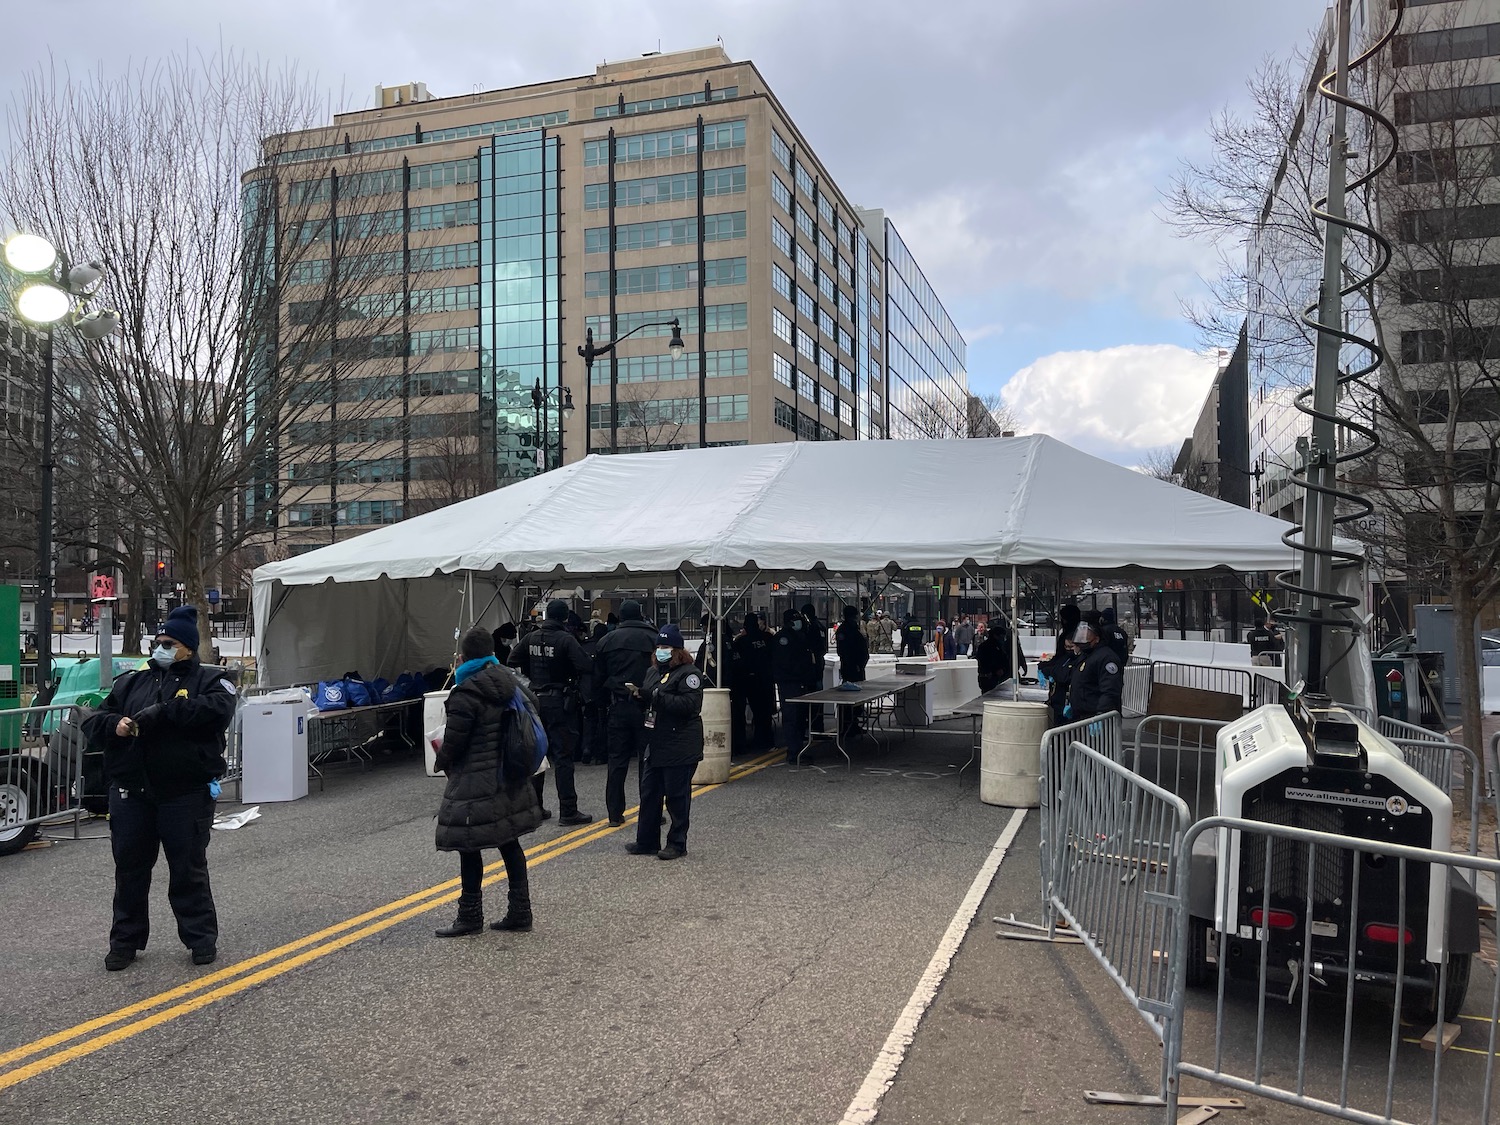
[839,807,1028,1125]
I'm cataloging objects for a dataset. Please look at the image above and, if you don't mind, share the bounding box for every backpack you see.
[498,681,549,784]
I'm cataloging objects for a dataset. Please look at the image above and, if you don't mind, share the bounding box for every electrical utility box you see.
[0,585,21,751]
[1414,604,1479,703]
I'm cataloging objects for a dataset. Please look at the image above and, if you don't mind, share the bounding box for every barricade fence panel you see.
[0,702,89,852]
[1039,711,1123,907]
[1129,716,1227,825]
[1378,718,1489,859]
[1150,660,1260,709]
[1046,740,1191,1101]
[1164,816,1500,1125]
[1123,662,1152,718]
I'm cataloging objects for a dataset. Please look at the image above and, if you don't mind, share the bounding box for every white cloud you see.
[1000,344,1218,462]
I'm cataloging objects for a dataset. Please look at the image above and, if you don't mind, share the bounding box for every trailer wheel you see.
[1185,917,1214,988]
[0,764,40,857]
[1401,953,1473,1026]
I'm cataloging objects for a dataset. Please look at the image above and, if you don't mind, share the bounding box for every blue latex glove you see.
[1062,704,1073,720]
[209,779,222,800]
[1086,721,1102,737]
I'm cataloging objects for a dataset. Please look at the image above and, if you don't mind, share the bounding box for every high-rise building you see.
[246,46,966,551]
[0,294,43,582]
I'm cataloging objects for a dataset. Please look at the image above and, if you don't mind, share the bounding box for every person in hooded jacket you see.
[974,618,1025,694]
[1098,606,1131,663]
[82,606,235,971]
[730,612,775,754]
[593,599,659,826]
[772,609,812,763]
[625,625,704,860]
[432,628,543,937]
[512,599,593,826]
[901,614,926,657]
[1038,603,1083,728]
[835,605,870,739]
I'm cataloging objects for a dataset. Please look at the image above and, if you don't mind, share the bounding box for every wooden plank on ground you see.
[1420,1021,1462,1052]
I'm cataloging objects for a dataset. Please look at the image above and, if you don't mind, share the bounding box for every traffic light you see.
[156,561,166,572]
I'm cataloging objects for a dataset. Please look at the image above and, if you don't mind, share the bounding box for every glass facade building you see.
[249,47,963,550]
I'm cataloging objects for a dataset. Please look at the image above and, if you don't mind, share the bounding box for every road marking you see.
[0,750,780,1092]
[839,807,1028,1125]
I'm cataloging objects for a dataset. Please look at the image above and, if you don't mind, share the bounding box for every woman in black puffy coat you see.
[433,628,544,937]
[625,624,704,861]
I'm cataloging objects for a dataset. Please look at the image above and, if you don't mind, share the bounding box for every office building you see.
[245,46,967,551]
[1174,324,1251,508]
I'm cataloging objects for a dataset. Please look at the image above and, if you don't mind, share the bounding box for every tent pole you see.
[714,568,723,688]
[1010,565,1020,701]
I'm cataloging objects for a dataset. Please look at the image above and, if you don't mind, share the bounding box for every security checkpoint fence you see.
[1122,660,1152,718]
[1147,660,1278,711]
[1163,816,1500,1125]
[1128,716,1227,825]
[1378,717,1490,859]
[0,702,92,852]
[1039,712,1124,903]
[1042,739,1192,1103]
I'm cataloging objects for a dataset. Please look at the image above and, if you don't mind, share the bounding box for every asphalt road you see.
[6,724,1499,1124]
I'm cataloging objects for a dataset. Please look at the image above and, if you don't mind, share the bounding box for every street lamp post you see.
[4,233,119,692]
[529,380,576,474]
[578,318,686,455]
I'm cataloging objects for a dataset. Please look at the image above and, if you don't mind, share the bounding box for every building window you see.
[795,204,814,239]
[794,160,814,198]
[818,348,834,376]
[796,327,816,361]
[772,308,792,343]
[838,291,854,321]
[773,352,793,387]
[703,166,748,197]
[586,303,744,338]
[774,397,798,433]
[772,174,791,213]
[597,353,697,384]
[704,257,747,287]
[819,386,836,415]
[771,130,791,171]
[819,232,835,263]
[818,309,836,338]
[1399,203,1500,243]
[796,245,816,280]
[837,217,852,248]
[838,362,854,390]
[1397,83,1500,126]
[773,264,792,300]
[870,325,882,351]
[593,87,739,119]
[795,287,815,320]
[410,200,481,231]
[818,269,836,301]
[704,302,748,332]
[704,211,748,242]
[838,399,853,426]
[704,349,749,378]
[797,371,816,402]
[706,394,749,423]
[772,218,792,257]
[817,194,834,227]
[584,119,746,167]
[839,327,854,356]
[1394,24,1500,68]
[838,255,854,287]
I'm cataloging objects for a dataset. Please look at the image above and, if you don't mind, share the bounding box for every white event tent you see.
[252,436,1366,695]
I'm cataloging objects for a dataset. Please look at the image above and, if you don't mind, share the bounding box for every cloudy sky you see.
[6,0,1323,464]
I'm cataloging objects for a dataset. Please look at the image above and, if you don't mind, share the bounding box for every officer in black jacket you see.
[513,600,593,825]
[835,605,870,739]
[82,607,235,972]
[593,600,659,826]
[1098,606,1131,663]
[900,614,926,657]
[731,612,775,754]
[772,609,811,763]
[625,625,704,860]
[1068,622,1124,721]
[800,603,829,732]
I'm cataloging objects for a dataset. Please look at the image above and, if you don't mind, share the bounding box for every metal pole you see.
[37,327,55,690]
[98,603,114,691]
[1298,0,1354,693]
[714,568,723,687]
[1010,565,1020,701]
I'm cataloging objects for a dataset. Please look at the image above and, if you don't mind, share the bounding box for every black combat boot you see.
[434,892,484,938]
[489,874,533,933]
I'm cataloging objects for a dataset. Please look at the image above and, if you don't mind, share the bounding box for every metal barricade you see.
[1164,816,1500,1124]
[1150,660,1260,708]
[1046,740,1191,1103]
[1039,711,1124,903]
[1123,662,1152,718]
[0,702,90,854]
[1379,717,1488,859]
[1129,715,1228,824]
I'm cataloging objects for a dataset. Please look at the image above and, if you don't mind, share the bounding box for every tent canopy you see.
[254,435,1320,589]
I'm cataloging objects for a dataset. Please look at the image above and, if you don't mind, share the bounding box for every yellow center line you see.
[0,749,781,1091]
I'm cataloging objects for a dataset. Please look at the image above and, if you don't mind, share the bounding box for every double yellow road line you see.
[0,750,781,1093]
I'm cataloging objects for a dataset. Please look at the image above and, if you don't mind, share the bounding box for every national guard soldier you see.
[513,599,594,825]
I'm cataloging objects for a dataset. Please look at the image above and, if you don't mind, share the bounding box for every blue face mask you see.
[655,647,672,664]
[792,621,803,631]
[151,643,178,668]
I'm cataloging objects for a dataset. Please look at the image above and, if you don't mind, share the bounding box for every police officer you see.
[731,612,775,753]
[593,599,658,826]
[82,606,235,972]
[900,614,926,657]
[513,599,593,825]
[1068,622,1124,721]
[835,605,870,739]
[625,625,704,860]
[800,603,828,733]
[772,609,811,763]
[1098,606,1131,663]
[1247,616,1284,666]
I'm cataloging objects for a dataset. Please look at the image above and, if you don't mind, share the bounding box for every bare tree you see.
[409,408,490,513]
[614,384,694,452]
[1168,5,1500,752]
[965,391,1021,437]
[1,50,408,657]
[1137,445,1183,482]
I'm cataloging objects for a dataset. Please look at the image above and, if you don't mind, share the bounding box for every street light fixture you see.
[577,317,686,454]
[4,231,119,693]
[530,380,576,474]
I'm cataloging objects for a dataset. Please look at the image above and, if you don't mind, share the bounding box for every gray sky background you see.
[5,0,1324,463]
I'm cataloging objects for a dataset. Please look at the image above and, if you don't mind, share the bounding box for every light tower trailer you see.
[1183,695,1480,1025]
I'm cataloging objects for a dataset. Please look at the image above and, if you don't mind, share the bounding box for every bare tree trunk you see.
[1451,581,1486,806]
